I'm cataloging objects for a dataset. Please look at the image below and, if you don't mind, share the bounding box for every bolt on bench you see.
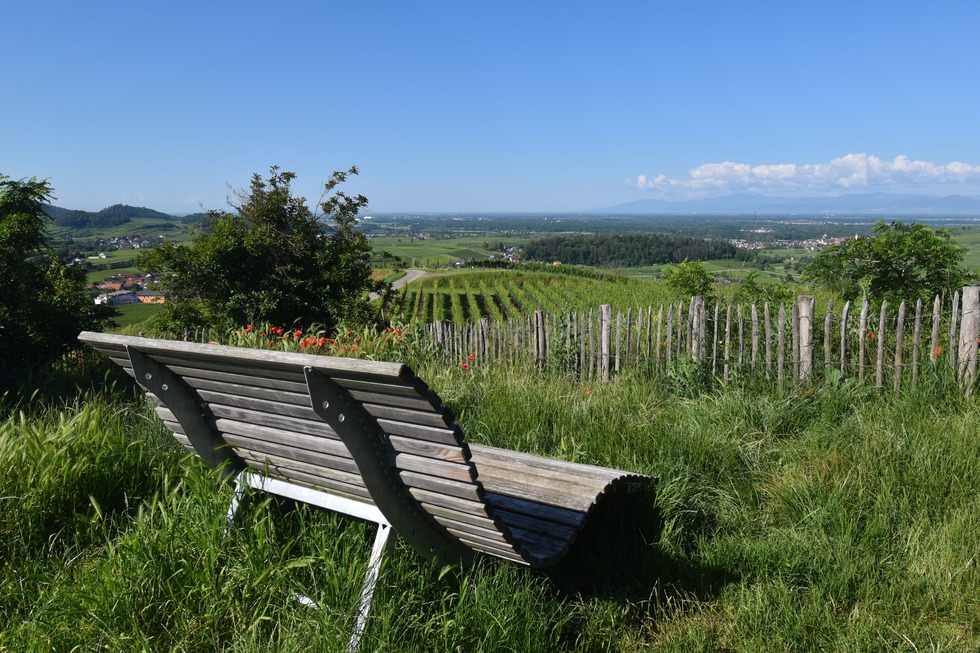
[79,332,655,650]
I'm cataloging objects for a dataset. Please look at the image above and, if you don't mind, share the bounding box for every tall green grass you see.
[2,363,978,650]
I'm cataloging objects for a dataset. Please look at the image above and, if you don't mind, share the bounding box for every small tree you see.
[0,175,115,389]
[138,166,393,332]
[802,221,974,303]
[661,259,715,300]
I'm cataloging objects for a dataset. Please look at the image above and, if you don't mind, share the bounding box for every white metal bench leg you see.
[348,522,396,652]
[224,476,248,536]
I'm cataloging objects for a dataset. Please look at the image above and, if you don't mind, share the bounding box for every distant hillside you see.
[45,204,175,228]
[593,192,980,216]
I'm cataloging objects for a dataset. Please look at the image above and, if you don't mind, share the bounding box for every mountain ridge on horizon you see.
[591,192,980,216]
[41,192,980,220]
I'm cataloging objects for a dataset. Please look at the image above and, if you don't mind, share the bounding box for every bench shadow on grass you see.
[541,482,736,609]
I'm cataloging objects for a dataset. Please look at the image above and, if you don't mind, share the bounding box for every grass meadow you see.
[2,351,978,651]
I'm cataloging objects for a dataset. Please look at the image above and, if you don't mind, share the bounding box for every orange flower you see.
[936,346,943,357]
[294,329,303,337]
[461,361,469,370]
[584,387,590,395]
[468,354,475,360]
[867,332,875,339]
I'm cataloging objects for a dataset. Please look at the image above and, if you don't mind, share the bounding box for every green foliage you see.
[137,166,394,333]
[47,203,172,228]
[0,175,114,392]
[661,259,715,300]
[803,221,975,302]
[523,233,739,267]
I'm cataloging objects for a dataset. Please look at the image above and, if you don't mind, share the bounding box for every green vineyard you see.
[395,269,674,324]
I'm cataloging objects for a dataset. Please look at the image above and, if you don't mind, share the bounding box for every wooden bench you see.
[79,332,654,650]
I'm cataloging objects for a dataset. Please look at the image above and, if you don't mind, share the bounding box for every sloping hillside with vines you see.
[395,269,674,324]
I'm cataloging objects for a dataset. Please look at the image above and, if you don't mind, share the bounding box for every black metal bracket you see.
[128,346,244,481]
[304,366,474,566]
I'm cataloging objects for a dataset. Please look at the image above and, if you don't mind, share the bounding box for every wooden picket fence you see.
[421,286,980,393]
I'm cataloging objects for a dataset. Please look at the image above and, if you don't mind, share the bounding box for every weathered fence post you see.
[839,300,851,378]
[599,304,611,381]
[875,301,887,390]
[723,304,732,382]
[858,301,869,383]
[912,299,923,386]
[791,301,800,382]
[958,286,980,394]
[894,301,906,393]
[798,295,814,383]
[764,303,772,378]
[615,310,623,373]
[777,303,786,386]
[534,310,545,370]
[930,295,942,362]
[949,290,960,372]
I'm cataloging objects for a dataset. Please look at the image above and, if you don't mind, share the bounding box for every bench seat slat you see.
[490,508,578,540]
[407,487,493,518]
[221,433,361,477]
[483,492,587,529]
[199,389,319,421]
[236,452,374,503]
[469,444,640,484]
[387,451,476,483]
[165,365,310,393]
[235,447,365,488]
[185,377,311,406]
[480,475,598,513]
[397,470,483,501]
[476,460,608,502]
[375,419,459,445]
[208,404,334,437]
[387,435,467,464]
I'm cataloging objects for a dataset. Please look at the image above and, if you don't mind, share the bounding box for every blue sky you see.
[5,1,980,214]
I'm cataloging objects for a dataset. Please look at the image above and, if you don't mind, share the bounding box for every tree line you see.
[523,233,739,267]
[46,203,174,228]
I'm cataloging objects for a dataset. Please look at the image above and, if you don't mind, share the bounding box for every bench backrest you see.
[79,332,529,564]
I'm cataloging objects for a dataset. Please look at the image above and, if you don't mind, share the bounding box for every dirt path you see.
[370,269,428,300]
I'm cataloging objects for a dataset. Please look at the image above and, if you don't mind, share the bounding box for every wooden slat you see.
[482,476,598,512]
[79,332,409,379]
[361,402,452,429]
[473,457,611,495]
[470,443,646,482]
[492,508,577,540]
[212,418,344,453]
[387,435,467,463]
[236,452,373,502]
[236,447,361,485]
[184,377,311,406]
[408,487,493,518]
[397,470,482,501]
[198,389,318,421]
[504,526,568,560]
[375,418,459,445]
[484,492,586,529]
[387,451,476,483]
[166,364,309,393]
[419,499,503,530]
[207,404,332,437]
[221,433,359,476]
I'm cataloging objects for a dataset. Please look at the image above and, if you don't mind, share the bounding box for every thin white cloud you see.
[631,154,980,198]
